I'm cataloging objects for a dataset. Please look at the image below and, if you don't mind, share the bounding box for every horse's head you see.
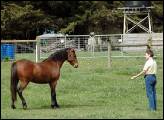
[67,48,78,68]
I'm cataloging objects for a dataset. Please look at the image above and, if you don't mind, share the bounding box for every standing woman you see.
[131,49,157,111]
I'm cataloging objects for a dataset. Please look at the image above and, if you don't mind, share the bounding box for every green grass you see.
[1,51,163,119]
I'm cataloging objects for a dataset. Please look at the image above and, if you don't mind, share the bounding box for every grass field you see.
[1,51,163,119]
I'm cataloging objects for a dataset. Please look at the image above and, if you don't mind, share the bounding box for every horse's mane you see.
[43,48,69,62]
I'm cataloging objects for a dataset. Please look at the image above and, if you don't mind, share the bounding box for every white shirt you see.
[143,58,157,74]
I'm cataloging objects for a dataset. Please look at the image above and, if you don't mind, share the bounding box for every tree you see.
[1,3,54,39]
[1,1,163,39]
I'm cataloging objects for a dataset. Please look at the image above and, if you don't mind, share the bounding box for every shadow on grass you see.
[16,104,103,110]
[61,104,102,108]
[16,106,52,110]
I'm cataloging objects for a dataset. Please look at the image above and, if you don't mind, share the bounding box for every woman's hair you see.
[146,49,154,57]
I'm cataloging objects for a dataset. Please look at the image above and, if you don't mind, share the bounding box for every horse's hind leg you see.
[11,99,16,109]
[17,80,29,109]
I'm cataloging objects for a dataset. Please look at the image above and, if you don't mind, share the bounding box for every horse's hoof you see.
[51,105,60,109]
[11,105,16,109]
[55,105,60,108]
[23,105,27,110]
[53,106,60,109]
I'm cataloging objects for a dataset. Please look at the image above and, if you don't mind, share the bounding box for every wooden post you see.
[65,34,67,48]
[108,39,112,68]
[36,37,40,62]
[78,38,80,50]
[147,35,152,49]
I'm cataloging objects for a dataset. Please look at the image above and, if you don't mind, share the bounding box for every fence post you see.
[78,38,80,50]
[147,34,152,49]
[36,36,40,62]
[65,34,67,48]
[108,39,112,68]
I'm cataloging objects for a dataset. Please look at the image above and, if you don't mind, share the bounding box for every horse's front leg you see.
[49,81,59,109]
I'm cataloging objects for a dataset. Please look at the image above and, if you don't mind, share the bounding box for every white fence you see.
[37,33,163,60]
[36,35,110,60]
[122,33,163,51]
[1,33,163,67]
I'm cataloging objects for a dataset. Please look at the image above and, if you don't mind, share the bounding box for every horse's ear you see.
[70,48,74,52]
[66,48,70,53]
[67,48,74,53]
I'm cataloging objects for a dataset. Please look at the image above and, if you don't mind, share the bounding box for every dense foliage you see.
[1,1,163,39]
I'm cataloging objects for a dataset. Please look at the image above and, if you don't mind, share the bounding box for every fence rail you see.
[112,43,163,47]
[1,40,36,43]
[1,33,163,68]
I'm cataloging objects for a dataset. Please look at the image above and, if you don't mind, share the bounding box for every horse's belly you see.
[31,79,50,84]
[31,73,60,84]
[31,75,51,84]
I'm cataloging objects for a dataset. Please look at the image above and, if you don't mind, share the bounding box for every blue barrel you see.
[1,44,15,61]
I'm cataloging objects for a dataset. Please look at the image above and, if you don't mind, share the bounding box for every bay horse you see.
[10,48,78,109]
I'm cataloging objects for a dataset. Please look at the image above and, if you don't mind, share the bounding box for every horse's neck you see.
[42,58,66,68]
[56,59,66,68]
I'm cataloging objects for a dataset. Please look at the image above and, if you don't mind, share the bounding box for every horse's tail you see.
[10,62,19,101]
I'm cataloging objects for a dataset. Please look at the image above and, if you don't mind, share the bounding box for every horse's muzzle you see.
[74,63,78,68]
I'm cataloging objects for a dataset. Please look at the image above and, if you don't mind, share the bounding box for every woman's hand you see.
[131,76,137,79]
